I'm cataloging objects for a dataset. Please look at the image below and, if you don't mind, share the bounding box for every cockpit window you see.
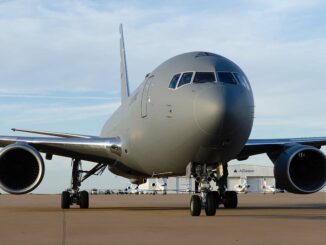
[169,73,180,89]
[193,72,216,83]
[217,72,238,84]
[177,72,193,87]
[233,73,251,90]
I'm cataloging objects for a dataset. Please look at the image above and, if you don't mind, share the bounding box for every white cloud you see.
[0,102,120,126]
[0,92,118,101]
[0,0,325,93]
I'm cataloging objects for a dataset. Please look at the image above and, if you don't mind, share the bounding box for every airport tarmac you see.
[0,193,325,245]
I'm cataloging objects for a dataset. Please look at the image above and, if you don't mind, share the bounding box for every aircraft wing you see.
[11,128,97,139]
[237,137,326,160]
[0,135,122,163]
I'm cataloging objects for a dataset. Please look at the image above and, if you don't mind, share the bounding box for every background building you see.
[227,164,275,192]
[140,164,326,194]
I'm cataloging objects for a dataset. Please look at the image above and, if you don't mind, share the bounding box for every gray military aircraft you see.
[0,24,326,216]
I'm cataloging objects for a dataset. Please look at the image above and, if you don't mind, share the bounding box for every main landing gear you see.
[61,159,107,209]
[190,163,238,216]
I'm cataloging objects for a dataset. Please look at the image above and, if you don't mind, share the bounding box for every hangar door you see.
[227,177,240,191]
[247,177,261,192]
[141,76,154,118]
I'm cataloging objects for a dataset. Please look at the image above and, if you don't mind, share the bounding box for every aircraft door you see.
[141,75,154,117]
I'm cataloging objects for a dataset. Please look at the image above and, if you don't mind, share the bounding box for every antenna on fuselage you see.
[119,23,130,102]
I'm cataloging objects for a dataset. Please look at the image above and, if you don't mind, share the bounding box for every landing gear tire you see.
[205,192,217,216]
[61,191,71,209]
[190,195,201,216]
[212,191,221,209]
[223,191,238,209]
[79,191,89,209]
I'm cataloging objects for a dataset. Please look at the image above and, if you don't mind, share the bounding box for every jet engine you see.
[273,144,326,194]
[0,144,45,194]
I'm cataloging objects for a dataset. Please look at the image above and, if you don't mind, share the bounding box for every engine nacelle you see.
[0,144,45,194]
[274,144,326,194]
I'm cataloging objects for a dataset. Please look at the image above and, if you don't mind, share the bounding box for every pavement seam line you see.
[62,210,66,245]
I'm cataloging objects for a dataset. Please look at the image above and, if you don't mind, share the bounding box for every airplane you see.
[262,178,278,194]
[138,177,196,194]
[234,178,250,194]
[138,178,167,195]
[125,183,142,194]
[0,24,326,216]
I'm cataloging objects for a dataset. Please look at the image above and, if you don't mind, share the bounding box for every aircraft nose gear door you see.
[141,75,154,118]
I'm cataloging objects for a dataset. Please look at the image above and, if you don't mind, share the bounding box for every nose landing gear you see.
[190,164,219,216]
[190,163,238,216]
[190,195,201,216]
[190,185,219,216]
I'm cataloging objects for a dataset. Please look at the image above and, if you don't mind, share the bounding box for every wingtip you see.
[11,128,16,132]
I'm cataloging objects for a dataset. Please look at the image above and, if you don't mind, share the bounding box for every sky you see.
[0,0,326,193]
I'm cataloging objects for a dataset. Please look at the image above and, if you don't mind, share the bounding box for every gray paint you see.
[101,52,254,179]
[1,49,326,192]
[119,24,130,102]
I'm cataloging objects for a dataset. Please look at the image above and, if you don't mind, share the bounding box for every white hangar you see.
[140,164,275,193]
[140,164,326,193]
[227,164,275,192]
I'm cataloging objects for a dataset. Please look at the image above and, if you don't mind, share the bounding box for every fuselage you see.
[101,52,254,179]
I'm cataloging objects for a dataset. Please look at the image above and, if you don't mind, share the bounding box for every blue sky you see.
[0,0,326,193]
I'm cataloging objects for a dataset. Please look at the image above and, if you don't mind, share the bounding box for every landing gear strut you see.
[222,191,238,209]
[61,159,107,209]
[190,164,218,216]
[215,164,238,209]
[189,163,238,216]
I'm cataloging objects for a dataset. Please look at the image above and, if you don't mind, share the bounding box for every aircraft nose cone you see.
[193,85,224,135]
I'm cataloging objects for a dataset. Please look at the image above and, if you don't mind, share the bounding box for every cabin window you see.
[217,72,238,84]
[169,73,180,89]
[177,72,193,88]
[233,73,251,90]
[193,72,216,83]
